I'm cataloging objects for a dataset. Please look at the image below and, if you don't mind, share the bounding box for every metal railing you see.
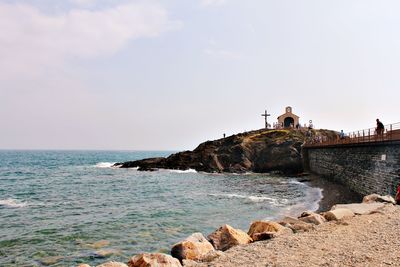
[304,122,400,147]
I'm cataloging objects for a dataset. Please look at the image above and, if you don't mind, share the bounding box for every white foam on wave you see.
[95,162,117,168]
[277,187,323,218]
[280,179,305,185]
[0,198,27,208]
[209,193,279,204]
[288,180,305,185]
[168,169,197,174]
[248,196,278,203]
[230,172,255,176]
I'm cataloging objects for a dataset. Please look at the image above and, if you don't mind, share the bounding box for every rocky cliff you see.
[114,129,337,174]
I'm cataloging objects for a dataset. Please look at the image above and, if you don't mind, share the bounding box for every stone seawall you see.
[303,142,400,196]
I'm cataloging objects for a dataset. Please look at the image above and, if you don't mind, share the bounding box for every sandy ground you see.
[193,204,400,267]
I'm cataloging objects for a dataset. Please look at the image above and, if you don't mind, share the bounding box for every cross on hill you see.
[261,110,271,129]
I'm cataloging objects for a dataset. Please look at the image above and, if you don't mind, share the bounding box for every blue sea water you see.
[0,150,323,266]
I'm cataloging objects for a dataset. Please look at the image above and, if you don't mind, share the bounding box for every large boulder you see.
[171,233,214,261]
[324,208,355,221]
[97,262,128,267]
[247,221,292,241]
[362,194,396,204]
[207,224,252,251]
[278,216,314,233]
[331,203,385,215]
[298,211,326,225]
[128,253,181,267]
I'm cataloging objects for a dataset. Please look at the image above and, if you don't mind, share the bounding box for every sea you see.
[0,150,331,266]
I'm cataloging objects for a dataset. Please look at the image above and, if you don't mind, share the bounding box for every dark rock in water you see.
[115,157,165,169]
[114,129,337,174]
[137,167,158,172]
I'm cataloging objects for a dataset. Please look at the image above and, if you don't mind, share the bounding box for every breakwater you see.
[303,141,400,196]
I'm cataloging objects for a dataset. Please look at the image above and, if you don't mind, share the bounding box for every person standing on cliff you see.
[376,119,384,137]
[339,130,345,139]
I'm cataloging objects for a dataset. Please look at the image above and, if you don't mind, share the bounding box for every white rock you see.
[363,194,396,204]
[324,208,355,221]
[332,203,385,215]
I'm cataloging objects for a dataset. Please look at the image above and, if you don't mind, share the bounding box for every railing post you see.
[368,129,370,142]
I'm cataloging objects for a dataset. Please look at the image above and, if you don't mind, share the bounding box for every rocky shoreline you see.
[114,129,338,174]
[78,194,398,267]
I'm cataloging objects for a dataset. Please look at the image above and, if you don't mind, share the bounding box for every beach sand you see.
[192,204,400,267]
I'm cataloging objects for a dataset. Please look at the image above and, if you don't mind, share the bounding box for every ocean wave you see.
[209,193,279,204]
[288,180,306,185]
[277,187,323,218]
[230,172,255,176]
[95,162,116,168]
[0,198,27,208]
[280,180,305,185]
[168,169,197,174]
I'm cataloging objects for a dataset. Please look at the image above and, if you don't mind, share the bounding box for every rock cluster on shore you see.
[114,129,337,174]
[78,194,397,267]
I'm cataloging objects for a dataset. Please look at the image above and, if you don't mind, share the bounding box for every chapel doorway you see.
[284,117,294,128]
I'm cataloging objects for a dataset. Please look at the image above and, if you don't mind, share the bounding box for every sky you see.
[1,0,399,150]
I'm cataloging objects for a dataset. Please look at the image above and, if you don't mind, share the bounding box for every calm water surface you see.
[0,150,323,266]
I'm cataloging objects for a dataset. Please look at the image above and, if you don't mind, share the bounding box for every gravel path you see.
[194,204,400,267]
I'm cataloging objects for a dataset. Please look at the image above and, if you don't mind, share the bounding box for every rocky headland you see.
[114,128,337,174]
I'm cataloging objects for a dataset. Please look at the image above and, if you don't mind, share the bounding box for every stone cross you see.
[261,110,271,129]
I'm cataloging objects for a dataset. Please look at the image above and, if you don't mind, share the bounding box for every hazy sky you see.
[1,0,399,150]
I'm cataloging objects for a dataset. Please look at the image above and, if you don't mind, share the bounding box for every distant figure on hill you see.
[376,119,384,136]
[339,130,345,139]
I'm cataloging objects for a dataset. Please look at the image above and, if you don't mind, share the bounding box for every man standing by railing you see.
[376,119,384,137]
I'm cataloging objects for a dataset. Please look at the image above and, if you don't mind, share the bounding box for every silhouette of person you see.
[340,130,345,139]
[376,119,384,136]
